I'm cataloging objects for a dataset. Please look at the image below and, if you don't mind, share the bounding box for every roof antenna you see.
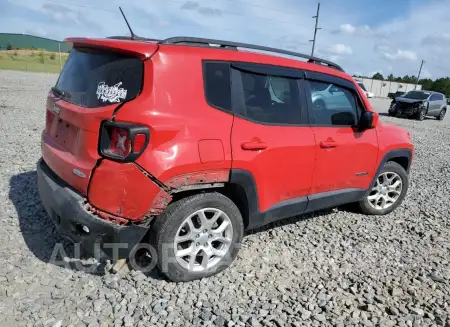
[119,6,138,40]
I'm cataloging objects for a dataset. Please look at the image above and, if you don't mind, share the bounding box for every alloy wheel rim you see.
[440,110,445,119]
[174,208,233,272]
[367,172,403,210]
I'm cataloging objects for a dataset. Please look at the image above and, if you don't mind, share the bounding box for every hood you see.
[394,97,426,104]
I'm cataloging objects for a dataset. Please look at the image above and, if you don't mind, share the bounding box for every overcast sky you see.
[2,0,449,79]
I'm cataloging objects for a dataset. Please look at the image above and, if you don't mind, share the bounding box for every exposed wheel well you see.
[387,156,409,172]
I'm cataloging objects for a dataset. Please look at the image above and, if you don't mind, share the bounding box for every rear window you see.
[54,47,143,108]
[203,62,232,111]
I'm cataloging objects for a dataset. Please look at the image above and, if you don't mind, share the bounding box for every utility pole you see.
[310,2,321,57]
[415,59,425,90]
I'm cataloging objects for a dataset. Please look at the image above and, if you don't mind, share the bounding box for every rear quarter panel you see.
[113,46,234,183]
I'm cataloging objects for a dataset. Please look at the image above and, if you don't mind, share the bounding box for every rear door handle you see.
[320,141,338,148]
[241,142,268,151]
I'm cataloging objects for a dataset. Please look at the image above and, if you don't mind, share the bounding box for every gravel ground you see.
[1,70,450,327]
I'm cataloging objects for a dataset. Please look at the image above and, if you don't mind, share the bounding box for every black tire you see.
[357,161,409,215]
[437,108,446,121]
[149,192,244,282]
[388,103,396,116]
[416,107,426,121]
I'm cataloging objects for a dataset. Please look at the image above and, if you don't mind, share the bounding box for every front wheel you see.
[357,161,409,215]
[150,192,244,282]
[416,107,426,121]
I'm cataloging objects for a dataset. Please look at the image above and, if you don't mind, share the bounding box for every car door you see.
[229,62,315,223]
[434,93,445,115]
[428,93,439,115]
[303,71,379,210]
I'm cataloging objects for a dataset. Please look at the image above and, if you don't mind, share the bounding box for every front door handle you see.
[320,140,338,148]
[241,142,268,151]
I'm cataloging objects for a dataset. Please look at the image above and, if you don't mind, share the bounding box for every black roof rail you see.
[159,36,344,72]
[106,36,161,42]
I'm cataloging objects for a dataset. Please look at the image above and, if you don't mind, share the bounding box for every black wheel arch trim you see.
[364,148,412,197]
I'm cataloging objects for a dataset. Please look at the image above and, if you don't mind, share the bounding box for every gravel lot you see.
[1,70,450,327]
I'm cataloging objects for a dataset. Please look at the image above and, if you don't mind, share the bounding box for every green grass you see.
[0,50,68,73]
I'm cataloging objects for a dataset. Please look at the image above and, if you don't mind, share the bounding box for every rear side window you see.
[203,62,231,111]
[306,81,359,126]
[238,70,301,124]
[55,47,143,108]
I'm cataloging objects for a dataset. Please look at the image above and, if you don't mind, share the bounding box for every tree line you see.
[352,72,450,97]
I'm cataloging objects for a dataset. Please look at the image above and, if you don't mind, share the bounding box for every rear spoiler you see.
[64,37,158,60]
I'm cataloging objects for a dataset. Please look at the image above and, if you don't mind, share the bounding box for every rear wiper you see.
[51,87,70,99]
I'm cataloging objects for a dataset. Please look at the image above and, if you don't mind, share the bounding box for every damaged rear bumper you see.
[36,158,151,259]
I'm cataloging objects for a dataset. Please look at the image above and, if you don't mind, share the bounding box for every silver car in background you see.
[388,90,447,121]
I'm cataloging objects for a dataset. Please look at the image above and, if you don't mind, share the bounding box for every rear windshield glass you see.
[54,47,143,107]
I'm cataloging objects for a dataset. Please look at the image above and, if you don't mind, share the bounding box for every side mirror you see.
[359,111,375,130]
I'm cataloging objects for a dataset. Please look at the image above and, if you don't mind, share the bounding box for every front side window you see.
[307,81,359,126]
[239,70,301,124]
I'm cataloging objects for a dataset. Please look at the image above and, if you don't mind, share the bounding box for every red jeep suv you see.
[37,36,414,282]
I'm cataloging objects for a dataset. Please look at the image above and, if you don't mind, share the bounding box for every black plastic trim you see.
[99,120,150,163]
[305,188,366,213]
[230,169,368,230]
[304,70,355,89]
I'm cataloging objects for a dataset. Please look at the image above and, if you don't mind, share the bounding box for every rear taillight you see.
[99,121,149,162]
[110,127,132,157]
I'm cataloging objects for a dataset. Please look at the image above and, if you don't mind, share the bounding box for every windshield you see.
[357,83,367,91]
[54,47,143,108]
[402,91,430,100]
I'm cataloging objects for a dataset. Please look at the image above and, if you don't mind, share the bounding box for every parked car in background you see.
[388,91,405,99]
[389,90,447,121]
[357,82,374,98]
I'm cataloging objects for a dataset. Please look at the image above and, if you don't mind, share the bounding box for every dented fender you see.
[88,158,230,220]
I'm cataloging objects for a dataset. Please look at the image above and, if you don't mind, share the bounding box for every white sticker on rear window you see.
[96,82,128,103]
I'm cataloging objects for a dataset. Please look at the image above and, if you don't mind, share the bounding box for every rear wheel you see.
[150,192,244,282]
[357,161,409,215]
[437,108,446,121]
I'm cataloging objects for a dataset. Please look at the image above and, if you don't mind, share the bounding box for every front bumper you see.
[390,103,423,115]
[36,158,151,259]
